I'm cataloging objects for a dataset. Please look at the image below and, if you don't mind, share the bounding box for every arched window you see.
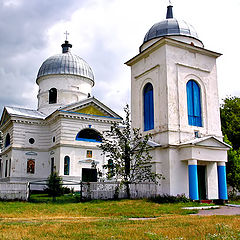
[64,156,70,175]
[143,83,154,131]
[5,133,10,148]
[186,80,202,127]
[76,129,102,142]
[49,88,57,104]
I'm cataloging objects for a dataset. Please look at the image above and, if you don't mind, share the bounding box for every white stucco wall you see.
[129,38,222,146]
[37,74,93,115]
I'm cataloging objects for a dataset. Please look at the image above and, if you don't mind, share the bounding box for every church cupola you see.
[36,36,94,116]
[140,4,204,52]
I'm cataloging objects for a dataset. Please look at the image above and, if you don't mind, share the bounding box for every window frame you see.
[143,82,154,131]
[186,80,203,127]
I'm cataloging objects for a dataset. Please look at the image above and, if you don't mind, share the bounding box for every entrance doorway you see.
[197,165,207,200]
[82,168,97,182]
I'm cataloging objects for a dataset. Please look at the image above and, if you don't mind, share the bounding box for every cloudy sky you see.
[0,0,240,116]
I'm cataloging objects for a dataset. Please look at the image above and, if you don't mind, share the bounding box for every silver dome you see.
[37,52,94,82]
[143,18,200,44]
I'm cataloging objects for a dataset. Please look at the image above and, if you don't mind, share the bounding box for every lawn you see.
[0,197,239,239]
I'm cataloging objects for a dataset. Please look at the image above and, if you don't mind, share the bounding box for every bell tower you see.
[126,4,229,201]
[126,4,222,145]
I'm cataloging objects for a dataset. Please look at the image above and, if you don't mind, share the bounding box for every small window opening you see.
[49,88,57,104]
[29,138,35,144]
[5,133,10,148]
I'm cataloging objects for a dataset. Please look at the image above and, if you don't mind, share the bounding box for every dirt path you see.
[195,206,240,216]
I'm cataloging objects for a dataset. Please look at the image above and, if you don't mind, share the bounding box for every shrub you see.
[150,194,190,203]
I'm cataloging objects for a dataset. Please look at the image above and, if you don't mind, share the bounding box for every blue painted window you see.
[5,133,10,148]
[143,83,154,131]
[64,156,70,175]
[76,129,102,142]
[186,80,202,127]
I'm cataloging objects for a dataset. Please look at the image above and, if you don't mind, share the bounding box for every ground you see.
[0,198,239,239]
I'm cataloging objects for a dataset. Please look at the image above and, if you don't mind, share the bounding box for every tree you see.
[100,105,162,199]
[220,96,240,150]
[221,97,240,195]
[46,172,63,201]
[223,136,240,196]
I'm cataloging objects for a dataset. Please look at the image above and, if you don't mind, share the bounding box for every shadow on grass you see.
[29,193,82,204]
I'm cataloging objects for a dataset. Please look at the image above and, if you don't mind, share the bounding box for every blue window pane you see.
[186,80,202,127]
[144,83,154,131]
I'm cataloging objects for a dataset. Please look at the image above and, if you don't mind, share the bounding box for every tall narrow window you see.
[64,156,70,175]
[186,80,202,127]
[143,83,154,131]
[9,159,11,177]
[5,160,8,177]
[5,133,10,148]
[49,88,57,104]
[51,157,54,174]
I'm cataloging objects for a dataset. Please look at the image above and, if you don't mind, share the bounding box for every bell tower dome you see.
[36,39,94,115]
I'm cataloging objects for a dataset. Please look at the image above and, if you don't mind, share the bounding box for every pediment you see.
[59,97,122,119]
[0,108,10,127]
[180,136,231,149]
[74,105,107,117]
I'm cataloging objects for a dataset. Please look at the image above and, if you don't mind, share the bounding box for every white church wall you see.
[165,43,222,144]
[58,145,105,179]
[131,45,170,145]
[10,149,50,180]
[168,147,189,196]
[130,39,223,146]
[37,75,93,115]
[206,162,219,199]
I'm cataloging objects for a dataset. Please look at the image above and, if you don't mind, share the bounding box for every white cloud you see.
[1,0,240,116]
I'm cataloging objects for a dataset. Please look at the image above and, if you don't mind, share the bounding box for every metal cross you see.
[64,31,69,41]
[169,0,172,5]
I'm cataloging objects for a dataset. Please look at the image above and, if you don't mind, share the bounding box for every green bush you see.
[150,194,190,203]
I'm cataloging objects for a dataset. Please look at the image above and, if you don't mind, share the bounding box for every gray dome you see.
[143,18,200,44]
[37,52,94,82]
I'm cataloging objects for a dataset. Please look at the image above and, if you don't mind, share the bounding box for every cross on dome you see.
[64,31,69,41]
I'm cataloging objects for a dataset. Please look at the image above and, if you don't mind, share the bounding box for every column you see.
[188,160,199,200]
[217,162,228,200]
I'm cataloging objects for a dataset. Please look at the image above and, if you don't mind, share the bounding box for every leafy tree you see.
[220,96,240,150]
[100,105,162,199]
[224,136,240,196]
[46,172,63,201]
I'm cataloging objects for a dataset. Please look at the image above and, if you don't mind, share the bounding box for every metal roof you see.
[37,52,94,82]
[143,18,199,44]
[5,106,46,119]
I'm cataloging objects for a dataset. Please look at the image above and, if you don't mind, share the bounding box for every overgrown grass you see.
[0,198,239,239]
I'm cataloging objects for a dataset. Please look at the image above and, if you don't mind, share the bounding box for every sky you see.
[0,0,240,116]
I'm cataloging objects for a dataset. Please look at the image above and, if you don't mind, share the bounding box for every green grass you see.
[0,197,239,239]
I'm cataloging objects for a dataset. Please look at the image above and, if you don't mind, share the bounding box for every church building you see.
[0,39,122,184]
[0,4,230,200]
[126,5,230,200]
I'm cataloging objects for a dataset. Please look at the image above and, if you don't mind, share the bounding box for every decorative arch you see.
[49,88,57,104]
[186,80,202,127]
[64,156,70,175]
[76,128,102,142]
[5,133,10,148]
[143,82,154,131]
